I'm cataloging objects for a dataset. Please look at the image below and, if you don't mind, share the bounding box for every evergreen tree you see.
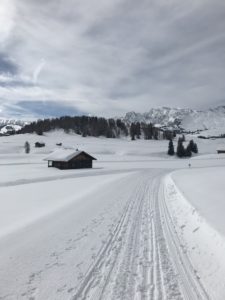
[185,144,192,157]
[142,123,153,140]
[176,138,185,157]
[136,122,141,139]
[153,129,159,140]
[24,141,30,154]
[189,140,195,151]
[36,128,43,136]
[192,142,198,153]
[168,140,175,156]
[188,139,198,154]
[130,123,136,140]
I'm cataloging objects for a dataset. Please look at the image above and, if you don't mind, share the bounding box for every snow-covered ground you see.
[0,131,225,299]
[164,173,225,300]
[172,167,225,238]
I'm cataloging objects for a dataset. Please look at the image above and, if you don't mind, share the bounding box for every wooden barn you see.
[44,149,96,169]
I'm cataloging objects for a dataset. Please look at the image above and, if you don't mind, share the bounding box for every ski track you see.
[71,170,209,300]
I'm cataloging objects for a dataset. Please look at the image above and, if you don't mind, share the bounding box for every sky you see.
[0,0,225,119]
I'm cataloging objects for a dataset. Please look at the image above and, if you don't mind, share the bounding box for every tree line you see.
[19,115,175,140]
[19,116,128,138]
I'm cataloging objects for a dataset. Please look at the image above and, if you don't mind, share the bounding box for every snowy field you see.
[0,131,225,299]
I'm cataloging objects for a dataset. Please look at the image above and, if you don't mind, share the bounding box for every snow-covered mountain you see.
[0,124,22,135]
[0,119,28,135]
[0,119,27,127]
[123,106,225,133]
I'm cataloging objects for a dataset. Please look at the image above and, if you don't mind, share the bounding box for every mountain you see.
[0,119,28,135]
[123,106,225,134]
[0,119,28,127]
[0,124,22,135]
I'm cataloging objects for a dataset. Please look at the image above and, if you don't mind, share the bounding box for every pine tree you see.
[188,139,198,154]
[176,138,185,157]
[130,123,136,140]
[192,142,198,154]
[153,129,159,140]
[185,144,192,157]
[36,129,43,136]
[168,140,175,155]
[24,141,30,154]
[136,122,141,139]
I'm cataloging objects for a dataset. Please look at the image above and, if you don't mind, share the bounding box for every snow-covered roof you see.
[44,149,96,162]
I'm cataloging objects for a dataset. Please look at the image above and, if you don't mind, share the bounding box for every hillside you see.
[123,106,225,134]
[0,132,225,299]
[0,119,27,127]
[2,106,225,138]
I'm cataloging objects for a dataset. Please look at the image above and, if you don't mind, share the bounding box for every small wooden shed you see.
[44,149,96,169]
[35,142,45,148]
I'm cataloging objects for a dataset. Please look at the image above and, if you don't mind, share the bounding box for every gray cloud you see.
[0,53,18,75]
[0,0,225,118]
[16,100,83,118]
[0,100,83,119]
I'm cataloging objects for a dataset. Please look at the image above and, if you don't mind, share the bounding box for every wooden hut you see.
[35,142,45,148]
[44,149,96,169]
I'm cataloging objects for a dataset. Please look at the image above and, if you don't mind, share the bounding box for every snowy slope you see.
[165,172,225,299]
[172,167,225,239]
[0,119,27,135]
[0,118,27,127]
[0,124,22,134]
[123,106,225,134]
[0,131,225,299]
[124,107,191,128]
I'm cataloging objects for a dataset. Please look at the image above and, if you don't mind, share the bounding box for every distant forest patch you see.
[19,115,175,140]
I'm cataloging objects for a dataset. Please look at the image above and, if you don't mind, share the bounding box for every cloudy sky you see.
[0,0,225,119]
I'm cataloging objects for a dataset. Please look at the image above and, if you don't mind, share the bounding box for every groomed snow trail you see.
[71,170,209,300]
[0,170,210,299]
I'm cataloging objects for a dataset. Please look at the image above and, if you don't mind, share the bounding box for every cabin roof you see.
[44,149,96,162]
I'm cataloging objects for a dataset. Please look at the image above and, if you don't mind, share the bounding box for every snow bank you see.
[0,172,131,239]
[172,167,225,237]
[164,174,225,299]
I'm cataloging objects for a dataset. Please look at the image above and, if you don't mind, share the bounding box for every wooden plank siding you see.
[47,151,95,169]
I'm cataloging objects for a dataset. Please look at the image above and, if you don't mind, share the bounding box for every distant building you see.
[44,149,97,169]
[35,142,45,148]
[217,150,225,154]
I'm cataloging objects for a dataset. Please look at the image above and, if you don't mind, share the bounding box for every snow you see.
[0,130,225,298]
[164,174,225,299]
[0,124,22,134]
[124,106,225,134]
[0,172,130,239]
[172,167,225,238]
[43,149,96,162]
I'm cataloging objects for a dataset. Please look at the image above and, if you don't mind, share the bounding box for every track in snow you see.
[71,170,209,300]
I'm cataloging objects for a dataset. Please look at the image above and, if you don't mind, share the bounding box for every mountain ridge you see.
[123,106,225,133]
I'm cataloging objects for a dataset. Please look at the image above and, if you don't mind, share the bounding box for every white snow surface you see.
[172,167,225,239]
[0,130,225,299]
[164,174,225,299]
[43,149,95,162]
[0,124,22,134]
